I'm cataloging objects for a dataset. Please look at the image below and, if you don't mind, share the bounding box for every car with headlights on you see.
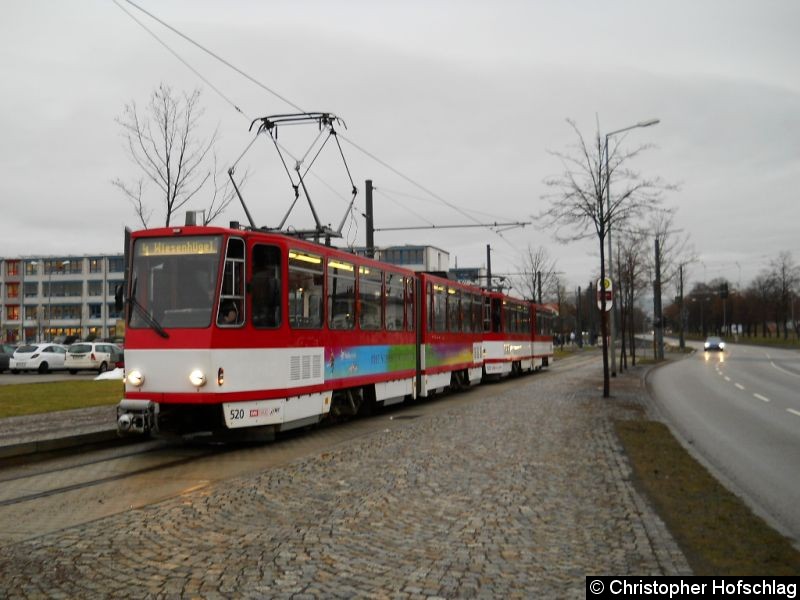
[703,336,725,352]
[65,342,123,374]
[10,343,68,374]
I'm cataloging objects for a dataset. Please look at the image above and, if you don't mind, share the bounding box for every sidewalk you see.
[0,355,691,597]
[0,405,118,460]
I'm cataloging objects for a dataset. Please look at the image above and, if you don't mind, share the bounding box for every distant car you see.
[65,342,123,374]
[10,343,68,374]
[704,336,725,352]
[0,343,19,373]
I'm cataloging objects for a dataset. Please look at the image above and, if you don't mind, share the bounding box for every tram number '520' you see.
[223,400,284,428]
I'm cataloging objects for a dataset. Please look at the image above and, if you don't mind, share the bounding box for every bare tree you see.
[540,119,669,396]
[113,83,235,227]
[767,251,800,339]
[517,244,559,302]
[615,230,648,367]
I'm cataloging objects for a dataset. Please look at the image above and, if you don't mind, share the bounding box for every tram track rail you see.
[0,358,589,545]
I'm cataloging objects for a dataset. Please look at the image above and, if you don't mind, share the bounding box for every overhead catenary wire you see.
[115,0,523,251]
[112,0,250,119]
[376,189,437,227]
[120,0,306,115]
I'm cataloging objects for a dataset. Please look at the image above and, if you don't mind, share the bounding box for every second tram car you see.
[116,224,553,439]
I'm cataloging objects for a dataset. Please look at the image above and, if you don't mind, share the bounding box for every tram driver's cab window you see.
[251,244,282,328]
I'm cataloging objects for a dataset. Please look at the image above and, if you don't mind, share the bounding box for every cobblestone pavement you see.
[0,357,690,598]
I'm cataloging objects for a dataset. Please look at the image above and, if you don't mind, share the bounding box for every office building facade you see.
[0,255,125,343]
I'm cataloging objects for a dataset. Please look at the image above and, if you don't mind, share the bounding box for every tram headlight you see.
[126,370,145,387]
[189,369,207,388]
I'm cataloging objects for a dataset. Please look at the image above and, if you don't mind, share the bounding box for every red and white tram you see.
[116,224,553,439]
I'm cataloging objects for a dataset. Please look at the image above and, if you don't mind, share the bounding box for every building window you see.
[108,280,124,296]
[89,259,103,274]
[49,305,82,320]
[88,303,102,319]
[7,283,19,299]
[44,260,74,275]
[108,257,124,273]
[6,305,19,321]
[88,281,103,296]
[46,282,82,298]
[108,302,122,320]
[24,261,41,276]
[6,261,20,277]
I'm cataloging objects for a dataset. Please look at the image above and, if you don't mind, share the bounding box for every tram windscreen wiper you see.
[129,278,169,339]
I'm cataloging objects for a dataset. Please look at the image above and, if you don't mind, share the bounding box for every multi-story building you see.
[0,255,125,343]
[350,244,451,273]
[351,245,489,287]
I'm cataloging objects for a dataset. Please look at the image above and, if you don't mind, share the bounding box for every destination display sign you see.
[135,236,220,257]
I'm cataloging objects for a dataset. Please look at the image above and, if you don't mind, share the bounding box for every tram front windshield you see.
[129,236,222,329]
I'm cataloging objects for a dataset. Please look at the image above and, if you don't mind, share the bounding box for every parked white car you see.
[10,343,68,374]
[65,342,123,374]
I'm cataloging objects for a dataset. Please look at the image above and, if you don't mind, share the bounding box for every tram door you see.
[251,244,282,328]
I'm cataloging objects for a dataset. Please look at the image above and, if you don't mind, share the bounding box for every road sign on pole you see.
[596,277,613,311]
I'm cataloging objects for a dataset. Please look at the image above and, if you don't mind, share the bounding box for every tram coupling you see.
[117,399,156,435]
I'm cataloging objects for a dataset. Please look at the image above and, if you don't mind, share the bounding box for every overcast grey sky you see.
[2,0,798,295]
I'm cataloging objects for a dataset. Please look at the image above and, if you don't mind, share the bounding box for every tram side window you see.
[251,244,282,328]
[491,298,502,333]
[462,294,472,333]
[504,303,519,334]
[447,288,461,332]
[473,294,483,333]
[218,238,245,327]
[359,267,383,331]
[466,294,474,332]
[405,277,415,332]
[432,284,446,332]
[385,272,404,331]
[288,250,323,328]
[328,259,355,330]
[536,311,552,336]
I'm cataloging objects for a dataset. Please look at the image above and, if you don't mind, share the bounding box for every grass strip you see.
[0,381,122,418]
[616,419,800,575]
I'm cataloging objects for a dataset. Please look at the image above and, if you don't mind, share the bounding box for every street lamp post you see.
[605,118,660,374]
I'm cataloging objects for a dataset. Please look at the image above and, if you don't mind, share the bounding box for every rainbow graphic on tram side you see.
[325,344,416,380]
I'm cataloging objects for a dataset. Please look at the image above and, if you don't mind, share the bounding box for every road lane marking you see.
[735,383,745,390]
[771,361,800,378]
[724,376,731,382]
[788,409,800,418]
[753,393,770,403]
